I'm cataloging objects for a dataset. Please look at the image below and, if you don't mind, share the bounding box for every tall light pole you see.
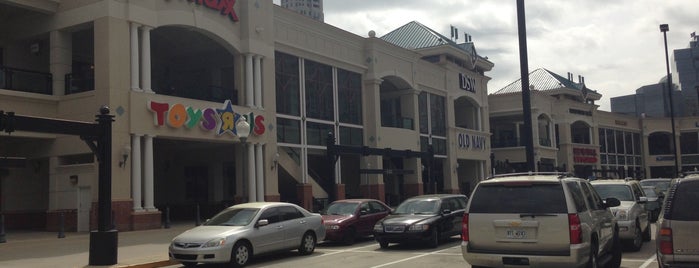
[236,116,252,201]
[660,24,680,177]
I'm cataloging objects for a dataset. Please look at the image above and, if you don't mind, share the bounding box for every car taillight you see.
[659,227,673,254]
[462,213,469,242]
[568,213,582,244]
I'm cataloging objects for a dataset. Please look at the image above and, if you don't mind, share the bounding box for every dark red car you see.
[321,199,392,244]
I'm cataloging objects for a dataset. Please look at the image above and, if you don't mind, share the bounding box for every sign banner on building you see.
[573,147,597,163]
[148,99,265,137]
[457,132,486,151]
[458,73,476,93]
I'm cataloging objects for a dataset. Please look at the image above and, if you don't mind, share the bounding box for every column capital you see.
[140,25,153,31]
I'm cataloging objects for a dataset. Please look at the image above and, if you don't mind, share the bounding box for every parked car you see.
[462,172,622,268]
[373,194,468,248]
[321,199,391,244]
[591,179,651,251]
[640,178,672,196]
[169,202,325,267]
[642,185,663,222]
[656,174,699,267]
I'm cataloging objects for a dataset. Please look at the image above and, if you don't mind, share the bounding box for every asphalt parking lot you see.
[165,224,660,268]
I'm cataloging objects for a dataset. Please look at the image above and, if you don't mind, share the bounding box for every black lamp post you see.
[660,24,680,177]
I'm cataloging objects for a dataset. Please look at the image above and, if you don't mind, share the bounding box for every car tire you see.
[298,232,316,255]
[343,228,356,245]
[607,230,622,268]
[642,223,651,242]
[230,241,251,268]
[181,262,197,268]
[378,238,389,249]
[586,241,598,268]
[625,224,643,252]
[428,228,440,248]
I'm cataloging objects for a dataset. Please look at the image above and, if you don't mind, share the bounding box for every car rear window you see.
[669,181,699,221]
[592,184,633,201]
[469,183,567,213]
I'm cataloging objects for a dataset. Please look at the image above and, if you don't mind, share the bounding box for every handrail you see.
[0,65,52,95]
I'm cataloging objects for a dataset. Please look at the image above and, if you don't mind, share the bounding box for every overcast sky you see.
[274,1,698,111]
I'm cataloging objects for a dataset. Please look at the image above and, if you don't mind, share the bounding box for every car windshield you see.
[204,208,259,226]
[642,187,658,197]
[323,202,358,216]
[640,180,671,192]
[593,184,634,201]
[394,199,439,215]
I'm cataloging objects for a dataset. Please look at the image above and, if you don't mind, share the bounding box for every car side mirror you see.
[441,209,452,215]
[256,219,269,227]
[605,197,621,208]
[638,196,648,203]
[360,209,369,215]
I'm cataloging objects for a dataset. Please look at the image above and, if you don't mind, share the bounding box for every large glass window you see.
[430,94,446,136]
[599,129,607,153]
[275,52,300,116]
[340,126,363,146]
[648,132,674,155]
[306,122,334,146]
[277,118,301,144]
[337,68,362,124]
[681,132,699,154]
[419,92,428,134]
[305,60,333,120]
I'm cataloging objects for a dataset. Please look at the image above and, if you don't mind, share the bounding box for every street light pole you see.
[660,24,680,177]
[236,116,252,202]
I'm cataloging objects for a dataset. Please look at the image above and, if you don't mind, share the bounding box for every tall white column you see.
[140,26,153,93]
[143,134,157,211]
[246,143,256,202]
[255,144,264,201]
[49,30,71,96]
[245,54,254,106]
[253,55,263,108]
[130,22,141,91]
[131,134,143,211]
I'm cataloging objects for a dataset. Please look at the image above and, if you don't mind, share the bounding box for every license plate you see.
[506,229,526,239]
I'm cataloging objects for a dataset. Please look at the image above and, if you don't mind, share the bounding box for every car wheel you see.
[642,223,651,242]
[343,228,356,245]
[607,230,622,268]
[378,238,389,249]
[625,224,643,252]
[298,232,316,255]
[586,241,598,268]
[428,228,440,248]
[181,262,197,268]
[230,241,251,268]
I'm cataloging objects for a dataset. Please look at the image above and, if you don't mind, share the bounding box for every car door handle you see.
[276,225,284,229]
[299,220,307,224]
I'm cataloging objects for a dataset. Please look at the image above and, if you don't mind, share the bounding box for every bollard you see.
[58,212,65,238]
[164,206,171,229]
[0,214,6,243]
[195,204,201,226]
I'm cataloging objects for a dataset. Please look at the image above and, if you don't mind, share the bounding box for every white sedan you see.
[169,202,325,267]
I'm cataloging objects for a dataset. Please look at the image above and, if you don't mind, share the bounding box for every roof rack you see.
[487,171,575,180]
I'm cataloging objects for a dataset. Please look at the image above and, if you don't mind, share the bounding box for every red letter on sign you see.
[149,101,169,126]
[218,0,239,21]
[254,115,265,135]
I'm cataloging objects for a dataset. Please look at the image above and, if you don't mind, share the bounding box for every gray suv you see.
[461,173,622,268]
[590,179,651,251]
[656,174,699,267]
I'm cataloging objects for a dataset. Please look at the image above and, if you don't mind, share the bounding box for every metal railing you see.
[65,73,94,95]
[0,66,52,95]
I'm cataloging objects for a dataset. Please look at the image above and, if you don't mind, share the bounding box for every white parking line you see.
[638,254,657,268]
[369,245,460,268]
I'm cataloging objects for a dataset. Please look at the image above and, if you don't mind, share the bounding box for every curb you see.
[117,260,178,268]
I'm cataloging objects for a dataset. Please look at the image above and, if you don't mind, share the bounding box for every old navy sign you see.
[458,73,476,93]
[178,0,239,22]
[457,133,486,151]
[148,99,265,137]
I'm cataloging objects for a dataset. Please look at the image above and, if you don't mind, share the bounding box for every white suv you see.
[656,174,699,267]
[590,179,651,251]
[462,173,622,268]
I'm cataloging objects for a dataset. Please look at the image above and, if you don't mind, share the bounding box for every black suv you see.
[373,194,468,248]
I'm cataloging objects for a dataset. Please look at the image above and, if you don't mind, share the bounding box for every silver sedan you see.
[169,202,325,267]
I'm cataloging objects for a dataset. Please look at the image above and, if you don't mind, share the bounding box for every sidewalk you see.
[0,222,194,268]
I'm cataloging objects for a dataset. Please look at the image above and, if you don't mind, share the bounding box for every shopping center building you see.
[1,1,696,232]
[0,0,493,231]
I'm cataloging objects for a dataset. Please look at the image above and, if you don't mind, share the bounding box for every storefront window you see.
[339,126,363,146]
[337,68,362,125]
[305,60,333,121]
[680,132,699,154]
[419,92,428,134]
[275,52,300,116]
[306,122,334,146]
[430,94,446,136]
[277,118,301,144]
